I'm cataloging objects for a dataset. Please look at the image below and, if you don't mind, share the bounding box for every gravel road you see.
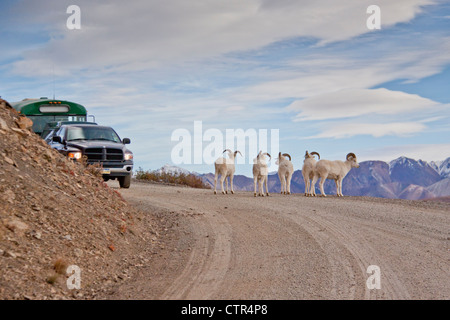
[105,181,450,300]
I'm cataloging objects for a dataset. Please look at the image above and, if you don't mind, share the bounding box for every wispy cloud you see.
[8,0,438,77]
[1,0,449,173]
[359,143,450,162]
[286,88,443,122]
[234,36,450,103]
[304,122,427,139]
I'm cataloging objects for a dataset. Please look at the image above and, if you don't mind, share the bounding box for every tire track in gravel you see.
[110,181,450,300]
[158,207,232,300]
[122,185,233,300]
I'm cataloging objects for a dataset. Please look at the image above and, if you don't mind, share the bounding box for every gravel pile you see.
[0,99,156,299]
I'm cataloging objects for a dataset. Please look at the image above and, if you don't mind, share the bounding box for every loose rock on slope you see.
[0,99,157,300]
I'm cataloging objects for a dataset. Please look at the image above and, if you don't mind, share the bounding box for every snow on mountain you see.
[409,157,450,178]
[429,160,442,173]
[389,156,428,174]
[435,158,450,178]
[389,156,442,188]
[157,164,192,175]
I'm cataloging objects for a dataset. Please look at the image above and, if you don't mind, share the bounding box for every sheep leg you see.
[286,173,292,194]
[339,179,343,197]
[336,180,340,197]
[259,177,264,196]
[220,175,226,194]
[319,176,326,197]
[279,173,284,194]
[304,177,309,196]
[230,175,234,194]
[225,176,229,194]
[253,177,257,197]
[214,172,218,194]
[265,176,269,196]
[311,175,318,197]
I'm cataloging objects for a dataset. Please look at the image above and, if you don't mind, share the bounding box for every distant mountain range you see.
[157,156,450,200]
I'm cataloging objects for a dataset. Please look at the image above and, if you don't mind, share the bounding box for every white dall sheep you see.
[301,151,320,197]
[276,152,294,195]
[214,149,242,194]
[311,153,359,197]
[253,151,271,197]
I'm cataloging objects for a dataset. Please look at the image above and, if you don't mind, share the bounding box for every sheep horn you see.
[310,151,320,159]
[282,153,291,161]
[263,152,271,160]
[234,150,242,157]
[223,149,232,154]
[346,152,356,160]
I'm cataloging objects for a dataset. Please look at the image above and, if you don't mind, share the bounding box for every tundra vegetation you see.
[135,167,210,189]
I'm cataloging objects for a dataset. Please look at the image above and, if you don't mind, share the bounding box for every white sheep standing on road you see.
[214,149,242,195]
[311,153,360,197]
[301,150,320,197]
[276,152,294,195]
[253,151,271,197]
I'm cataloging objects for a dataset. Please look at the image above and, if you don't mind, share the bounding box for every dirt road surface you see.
[103,181,449,300]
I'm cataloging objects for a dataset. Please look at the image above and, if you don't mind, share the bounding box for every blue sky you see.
[1,0,449,176]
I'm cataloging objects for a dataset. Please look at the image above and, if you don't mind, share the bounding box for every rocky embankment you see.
[0,99,156,299]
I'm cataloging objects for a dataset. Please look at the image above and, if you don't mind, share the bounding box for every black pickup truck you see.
[49,124,133,188]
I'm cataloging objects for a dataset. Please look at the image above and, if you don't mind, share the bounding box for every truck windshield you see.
[66,126,121,143]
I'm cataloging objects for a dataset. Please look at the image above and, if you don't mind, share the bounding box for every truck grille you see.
[85,148,123,161]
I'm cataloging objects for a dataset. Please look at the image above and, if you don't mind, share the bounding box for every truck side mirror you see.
[52,136,63,144]
[122,138,131,144]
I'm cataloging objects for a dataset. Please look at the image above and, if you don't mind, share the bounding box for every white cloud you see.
[304,122,427,139]
[9,0,437,77]
[286,88,442,121]
[285,87,449,139]
[234,36,450,103]
[358,143,450,162]
[3,0,449,172]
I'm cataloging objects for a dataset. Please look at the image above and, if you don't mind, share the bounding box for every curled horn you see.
[310,151,320,159]
[346,153,356,160]
[263,152,271,160]
[282,153,291,161]
[223,149,232,154]
[234,150,242,157]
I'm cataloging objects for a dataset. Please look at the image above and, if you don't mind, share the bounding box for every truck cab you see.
[50,124,133,188]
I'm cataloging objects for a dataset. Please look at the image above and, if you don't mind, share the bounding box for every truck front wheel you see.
[119,174,131,188]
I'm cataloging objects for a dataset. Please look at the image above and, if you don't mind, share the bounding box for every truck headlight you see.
[124,152,133,161]
[68,152,82,160]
